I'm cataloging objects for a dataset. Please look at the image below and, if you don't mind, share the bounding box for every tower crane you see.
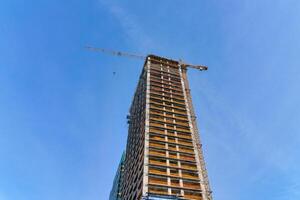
[86,46,212,199]
[85,46,208,71]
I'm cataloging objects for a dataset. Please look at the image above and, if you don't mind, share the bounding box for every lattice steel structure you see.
[118,55,212,200]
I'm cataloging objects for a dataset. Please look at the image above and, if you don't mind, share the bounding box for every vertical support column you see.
[179,66,212,200]
[142,57,151,197]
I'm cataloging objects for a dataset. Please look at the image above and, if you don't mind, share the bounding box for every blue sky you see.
[0,0,299,199]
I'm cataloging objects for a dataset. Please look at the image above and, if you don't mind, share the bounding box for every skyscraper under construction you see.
[110,55,212,200]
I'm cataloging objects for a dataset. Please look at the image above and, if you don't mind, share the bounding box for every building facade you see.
[109,153,125,200]
[115,55,212,200]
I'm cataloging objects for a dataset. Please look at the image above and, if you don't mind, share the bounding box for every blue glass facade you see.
[109,153,125,200]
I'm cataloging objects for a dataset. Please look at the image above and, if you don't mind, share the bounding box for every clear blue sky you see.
[0,0,299,200]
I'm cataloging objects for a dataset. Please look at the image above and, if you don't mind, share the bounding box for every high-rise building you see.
[112,55,212,200]
[109,153,125,200]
